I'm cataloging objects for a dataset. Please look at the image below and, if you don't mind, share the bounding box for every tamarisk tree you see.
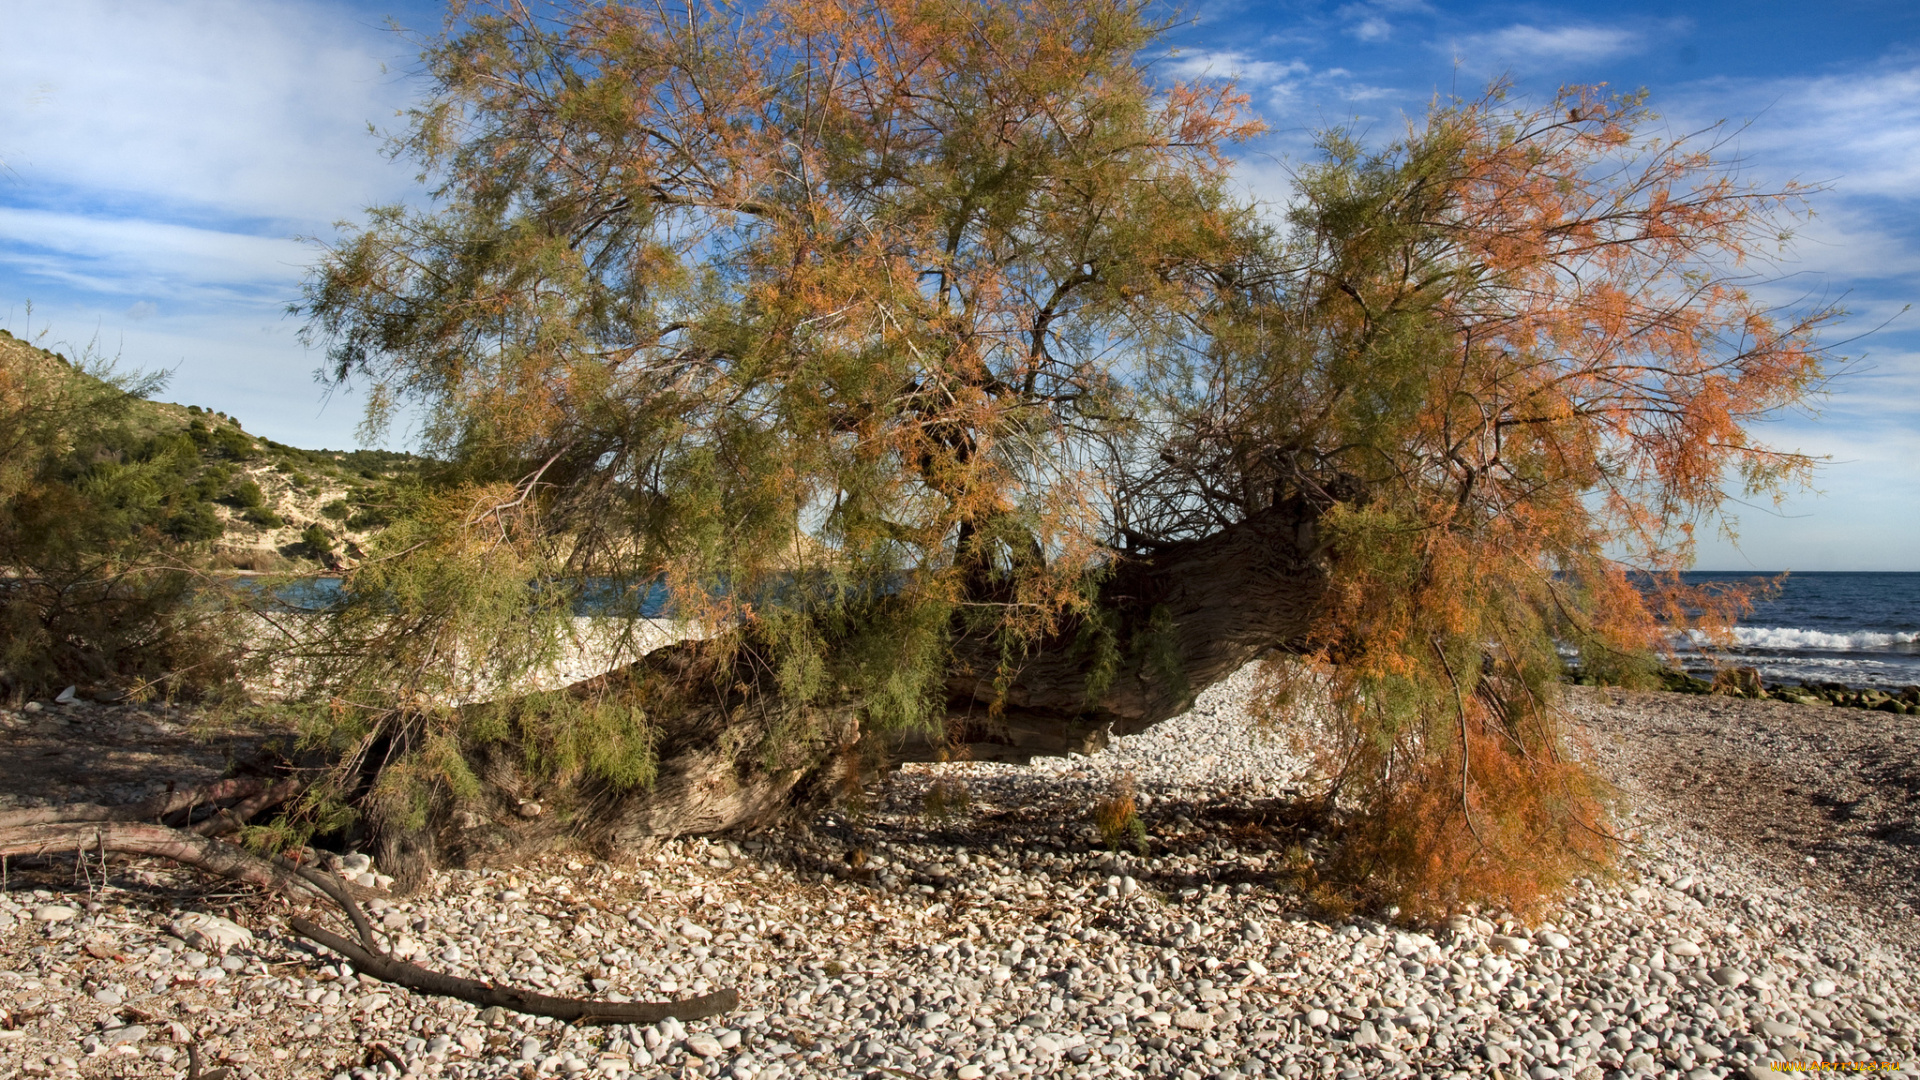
[295,0,1834,913]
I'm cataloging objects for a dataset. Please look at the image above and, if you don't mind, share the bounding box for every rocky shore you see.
[1,672,1916,1080]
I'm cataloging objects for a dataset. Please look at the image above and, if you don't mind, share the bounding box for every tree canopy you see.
[298,0,1836,913]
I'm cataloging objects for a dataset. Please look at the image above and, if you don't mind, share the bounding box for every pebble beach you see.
[1,666,1916,1080]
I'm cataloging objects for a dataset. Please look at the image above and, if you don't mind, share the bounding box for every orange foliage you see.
[1232,87,1837,915]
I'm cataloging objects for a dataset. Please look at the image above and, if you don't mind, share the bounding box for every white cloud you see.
[1333,0,1431,42]
[1165,51,1309,86]
[1351,18,1391,42]
[1676,67,1920,203]
[1163,50,1412,134]
[1659,62,1920,377]
[0,207,309,300]
[0,0,417,227]
[1447,23,1645,69]
[0,0,424,449]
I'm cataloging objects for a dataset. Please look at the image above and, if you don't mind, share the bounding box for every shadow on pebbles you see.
[1,672,1916,1080]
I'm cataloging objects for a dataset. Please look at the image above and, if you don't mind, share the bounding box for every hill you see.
[0,327,414,571]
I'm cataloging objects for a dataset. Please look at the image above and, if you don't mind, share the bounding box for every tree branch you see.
[288,917,737,1026]
[0,813,740,1027]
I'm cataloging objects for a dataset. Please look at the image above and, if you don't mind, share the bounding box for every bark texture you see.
[424,498,1328,868]
[931,495,1330,754]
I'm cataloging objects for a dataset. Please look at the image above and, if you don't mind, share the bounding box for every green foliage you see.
[294,0,1261,756]
[211,425,256,460]
[300,523,334,554]
[227,479,265,508]
[345,505,392,531]
[836,599,951,736]
[1071,598,1123,706]
[268,483,581,837]
[0,332,242,699]
[0,314,424,704]
[166,502,224,543]
[190,465,230,502]
[505,692,659,792]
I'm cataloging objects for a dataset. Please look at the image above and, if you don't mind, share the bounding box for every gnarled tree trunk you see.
[409,499,1328,876]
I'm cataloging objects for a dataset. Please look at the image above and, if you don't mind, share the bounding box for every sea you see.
[1673,571,1920,690]
[261,570,1920,690]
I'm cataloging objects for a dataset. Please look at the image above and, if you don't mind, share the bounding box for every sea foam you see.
[1691,626,1920,651]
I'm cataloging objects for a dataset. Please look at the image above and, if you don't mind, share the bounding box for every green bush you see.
[228,478,265,508]
[212,425,256,460]
[346,506,392,531]
[301,523,334,554]
[0,342,242,699]
[165,502,225,543]
[192,466,232,501]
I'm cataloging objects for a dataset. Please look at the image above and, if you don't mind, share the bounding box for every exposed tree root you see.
[0,807,738,1026]
[190,776,305,838]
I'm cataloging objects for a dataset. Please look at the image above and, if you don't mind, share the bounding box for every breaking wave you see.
[1684,626,1920,652]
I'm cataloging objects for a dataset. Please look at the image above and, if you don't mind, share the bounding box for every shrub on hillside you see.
[301,523,334,555]
[0,340,242,700]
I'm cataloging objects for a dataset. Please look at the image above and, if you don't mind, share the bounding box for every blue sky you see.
[2,0,1916,570]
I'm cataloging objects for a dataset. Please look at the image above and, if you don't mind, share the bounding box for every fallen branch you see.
[368,1043,410,1073]
[0,814,739,1026]
[0,822,328,899]
[284,861,737,1025]
[290,916,737,1025]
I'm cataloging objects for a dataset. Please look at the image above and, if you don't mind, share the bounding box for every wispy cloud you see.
[1652,61,1920,346]
[1165,51,1310,86]
[1663,60,1920,568]
[1334,0,1431,43]
[1679,67,1920,202]
[1163,50,1404,126]
[1445,23,1646,70]
[0,208,308,301]
[1350,18,1391,42]
[0,0,417,227]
